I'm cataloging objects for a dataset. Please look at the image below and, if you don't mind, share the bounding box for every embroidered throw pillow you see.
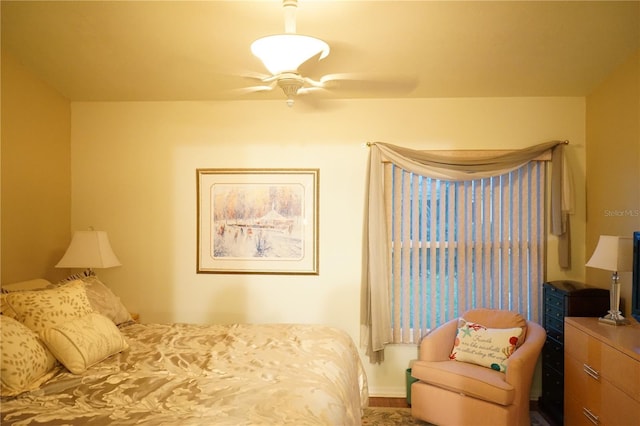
[5,280,93,335]
[450,318,523,372]
[0,316,58,397]
[41,312,128,374]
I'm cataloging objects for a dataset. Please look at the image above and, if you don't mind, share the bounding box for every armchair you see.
[410,308,546,426]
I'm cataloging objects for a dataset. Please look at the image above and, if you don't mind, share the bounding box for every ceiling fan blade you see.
[227,84,276,95]
[297,51,329,76]
[297,86,327,95]
[241,71,276,83]
[319,72,418,95]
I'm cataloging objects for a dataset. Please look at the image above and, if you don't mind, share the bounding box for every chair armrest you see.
[505,321,546,388]
[418,318,459,361]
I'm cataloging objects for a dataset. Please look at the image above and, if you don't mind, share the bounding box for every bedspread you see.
[1,323,368,425]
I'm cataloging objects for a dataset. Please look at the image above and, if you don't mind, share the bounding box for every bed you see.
[1,277,368,425]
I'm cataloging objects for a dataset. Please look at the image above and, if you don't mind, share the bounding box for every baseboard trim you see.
[368,386,406,398]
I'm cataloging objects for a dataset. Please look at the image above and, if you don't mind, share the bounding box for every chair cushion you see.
[412,359,515,406]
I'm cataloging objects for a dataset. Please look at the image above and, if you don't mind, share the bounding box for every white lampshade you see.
[251,33,330,75]
[56,230,121,269]
[586,235,632,272]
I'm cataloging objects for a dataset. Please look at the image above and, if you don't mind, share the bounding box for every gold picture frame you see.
[197,168,319,275]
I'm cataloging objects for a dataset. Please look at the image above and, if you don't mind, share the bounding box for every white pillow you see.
[41,312,129,374]
[1,278,52,292]
[0,316,58,396]
[450,318,523,372]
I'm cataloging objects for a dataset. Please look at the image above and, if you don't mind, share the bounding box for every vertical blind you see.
[386,161,545,344]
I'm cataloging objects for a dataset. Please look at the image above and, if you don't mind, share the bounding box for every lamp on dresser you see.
[586,235,633,325]
[56,228,121,276]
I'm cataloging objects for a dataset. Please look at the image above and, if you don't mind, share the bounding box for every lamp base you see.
[598,313,630,326]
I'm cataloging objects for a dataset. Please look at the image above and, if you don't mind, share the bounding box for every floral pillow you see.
[0,316,58,397]
[4,280,93,335]
[449,318,523,372]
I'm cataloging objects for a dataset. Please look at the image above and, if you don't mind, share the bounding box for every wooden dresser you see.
[564,317,640,426]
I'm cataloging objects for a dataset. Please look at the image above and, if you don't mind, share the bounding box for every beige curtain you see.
[362,140,572,362]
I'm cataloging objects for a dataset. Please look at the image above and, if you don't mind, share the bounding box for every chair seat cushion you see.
[411,359,515,406]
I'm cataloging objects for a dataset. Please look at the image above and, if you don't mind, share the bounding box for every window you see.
[386,160,545,344]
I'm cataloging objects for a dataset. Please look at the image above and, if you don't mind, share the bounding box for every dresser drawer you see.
[564,322,590,361]
[544,311,564,334]
[566,322,640,400]
[544,291,565,311]
[601,342,640,401]
[565,353,639,426]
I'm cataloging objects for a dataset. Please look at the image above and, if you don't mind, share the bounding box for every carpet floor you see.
[361,407,551,426]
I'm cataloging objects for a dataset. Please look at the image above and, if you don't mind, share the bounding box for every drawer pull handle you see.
[582,407,599,425]
[583,364,600,380]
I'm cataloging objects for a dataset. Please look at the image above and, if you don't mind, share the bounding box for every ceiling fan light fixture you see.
[251,33,330,75]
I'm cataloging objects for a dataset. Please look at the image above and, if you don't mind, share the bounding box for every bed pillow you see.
[449,318,523,372]
[58,274,132,326]
[1,278,52,293]
[4,280,93,335]
[0,294,18,320]
[41,312,129,374]
[1,316,58,397]
[1,279,53,320]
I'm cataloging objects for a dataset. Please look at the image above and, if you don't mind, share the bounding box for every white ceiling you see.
[2,0,639,103]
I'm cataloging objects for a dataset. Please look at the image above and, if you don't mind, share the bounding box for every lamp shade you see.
[585,235,632,272]
[251,33,330,75]
[56,231,121,269]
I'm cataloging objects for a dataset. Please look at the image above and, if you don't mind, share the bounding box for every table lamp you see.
[56,229,121,275]
[586,235,633,325]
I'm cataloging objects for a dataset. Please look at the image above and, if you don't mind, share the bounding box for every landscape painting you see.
[197,169,319,275]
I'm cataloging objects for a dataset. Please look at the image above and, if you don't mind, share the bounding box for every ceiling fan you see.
[241,0,413,107]
[239,0,331,107]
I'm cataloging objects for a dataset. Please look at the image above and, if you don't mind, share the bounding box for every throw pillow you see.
[41,312,129,374]
[449,318,523,372]
[58,274,132,325]
[1,279,53,320]
[5,280,93,335]
[0,316,58,397]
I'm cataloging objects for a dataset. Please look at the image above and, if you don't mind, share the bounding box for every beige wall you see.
[1,50,71,284]
[70,97,586,396]
[585,51,640,316]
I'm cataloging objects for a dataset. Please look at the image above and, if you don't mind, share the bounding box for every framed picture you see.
[197,168,319,275]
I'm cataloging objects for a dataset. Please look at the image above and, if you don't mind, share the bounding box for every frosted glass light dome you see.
[251,33,330,75]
